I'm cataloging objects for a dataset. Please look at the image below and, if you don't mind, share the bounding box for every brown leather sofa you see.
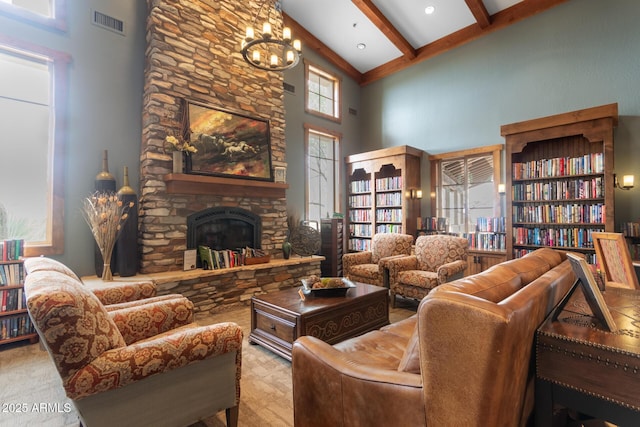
[292,248,576,427]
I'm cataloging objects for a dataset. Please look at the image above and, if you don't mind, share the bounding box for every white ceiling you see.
[282,0,523,74]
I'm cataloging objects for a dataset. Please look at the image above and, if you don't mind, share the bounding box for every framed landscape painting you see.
[185,99,273,181]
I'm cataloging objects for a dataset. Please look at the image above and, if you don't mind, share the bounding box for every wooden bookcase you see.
[465,216,507,275]
[0,259,38,347]
[319,218,345,277]
[345,146,423,251]
[502,103,618,260]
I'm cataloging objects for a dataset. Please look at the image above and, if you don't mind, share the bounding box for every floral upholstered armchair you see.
[25,268,243,427]
[387,234,468,307]
[342,233,414,288]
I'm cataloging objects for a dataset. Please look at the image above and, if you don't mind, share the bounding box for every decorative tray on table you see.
[300,276,356,297]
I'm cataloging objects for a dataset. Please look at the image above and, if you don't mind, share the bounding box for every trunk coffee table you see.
[249,282,389,361]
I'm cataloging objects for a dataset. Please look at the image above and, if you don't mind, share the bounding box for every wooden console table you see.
[249,282,389,361]
[535,286,640,426]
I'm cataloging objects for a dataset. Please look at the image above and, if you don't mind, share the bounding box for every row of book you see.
[512,152,604,179]
[348,194,372,208]
[474,217,506,233]
[1,239,24,261]
[197,246,267,270]
[349,179,371,194]
[0,314,35,340]
[348,238,371,252]
[0,263,25,286]
[621,222,640,237]
[376,224,403,234]
[419,217,449,232]
[513,227,604,249]
[349,223,372,238]
[1,288,25,312]
[376,208,402,222]
[512,177,604,201]
[348,210,372,223]
[375,176,403,191]
[512,203,605,225]
[376,192,402,207]
[466,232,506,251]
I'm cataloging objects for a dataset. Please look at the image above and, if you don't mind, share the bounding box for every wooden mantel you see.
[164,173,289,198]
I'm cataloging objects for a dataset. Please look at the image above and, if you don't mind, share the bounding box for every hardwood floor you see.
[0,298,417,427]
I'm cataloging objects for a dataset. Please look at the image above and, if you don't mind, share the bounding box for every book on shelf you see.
[0,262,24,286]
[422,217,449,232]
[0,239,24,261]
[197,246,267,270]
[0,314,34,340]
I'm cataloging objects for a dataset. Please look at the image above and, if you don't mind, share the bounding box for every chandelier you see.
[241,0,301,71]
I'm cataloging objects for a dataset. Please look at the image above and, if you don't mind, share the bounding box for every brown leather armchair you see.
[386,234,468,306]
[25,268,243,427]
[342,233,413,287]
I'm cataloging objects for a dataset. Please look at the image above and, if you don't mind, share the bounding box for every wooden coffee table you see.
[249,282,389,361]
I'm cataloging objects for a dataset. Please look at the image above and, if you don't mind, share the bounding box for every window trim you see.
[304,59,342,123]
[0,0,67,32]
[304,124,343,221]
[0,35,70,256]
[429,144,503,233]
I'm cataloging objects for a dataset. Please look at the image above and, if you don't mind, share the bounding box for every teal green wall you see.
[0,2,147,275]
[3,0,639,275]
[359,0,640,226]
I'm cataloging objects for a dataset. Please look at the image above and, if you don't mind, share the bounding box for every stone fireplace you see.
[116,0,322,315]
[138,0,289,274]
[187,206,262,252]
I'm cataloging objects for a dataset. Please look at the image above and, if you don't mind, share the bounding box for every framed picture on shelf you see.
[274,166,286,183]
[565,252,617,332]
[184,99,273,181]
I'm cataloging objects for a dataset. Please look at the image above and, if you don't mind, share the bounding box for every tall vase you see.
[95,150,116,278]
[115,166,138,277]
[282,241,292,259]
[173,151,184,173]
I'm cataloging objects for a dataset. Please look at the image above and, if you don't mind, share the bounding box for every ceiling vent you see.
[91,10,125,36]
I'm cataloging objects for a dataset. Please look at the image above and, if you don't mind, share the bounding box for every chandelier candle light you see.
[241,0,301,71]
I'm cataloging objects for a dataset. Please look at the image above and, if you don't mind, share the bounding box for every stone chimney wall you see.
[140,0,288,273]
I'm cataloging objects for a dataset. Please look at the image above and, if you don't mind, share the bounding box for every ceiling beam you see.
[351,0,416,60]
[360,0,570,86]
[464,0,491,29]
[283,13,362,83]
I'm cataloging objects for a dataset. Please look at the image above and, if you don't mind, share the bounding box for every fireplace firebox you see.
[187,207,262,252]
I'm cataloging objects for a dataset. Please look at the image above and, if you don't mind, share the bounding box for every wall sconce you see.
[614,174,635,190]
[498,184,506,194]
[405,189,423,199]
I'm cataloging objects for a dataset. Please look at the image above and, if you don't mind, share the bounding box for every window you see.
[0,0,67,30]
[305,125,341,223]
[305,60,341,122]
[430,145,503,235]
[0,37,69,256]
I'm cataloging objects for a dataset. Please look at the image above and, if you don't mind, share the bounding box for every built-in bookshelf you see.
[466,217,506,251]
[464,217,507,275]
[1,255,38,348]
[346,146,422,251]
[502,103,617,261]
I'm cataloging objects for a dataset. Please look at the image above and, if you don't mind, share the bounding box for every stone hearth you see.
[84,256,323,314]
